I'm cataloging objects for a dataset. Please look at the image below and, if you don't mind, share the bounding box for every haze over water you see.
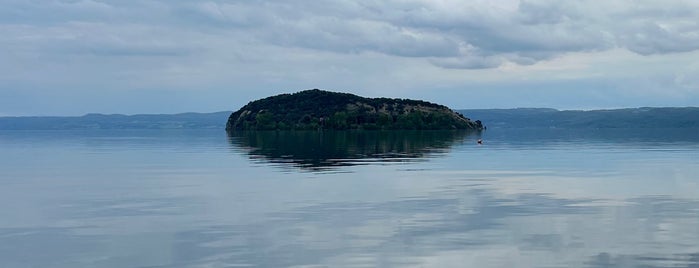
[1,128,698,267]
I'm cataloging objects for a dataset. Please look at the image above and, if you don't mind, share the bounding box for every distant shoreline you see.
[456,107,699,129]
[1,107,698,130]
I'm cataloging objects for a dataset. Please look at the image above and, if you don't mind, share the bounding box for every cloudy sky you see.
[2,0,699,115]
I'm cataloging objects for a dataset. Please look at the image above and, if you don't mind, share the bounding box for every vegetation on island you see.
[226,89,483,131]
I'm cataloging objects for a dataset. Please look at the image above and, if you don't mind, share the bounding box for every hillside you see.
[3,106,696,131]
[0,112,230,130]
[457,107,699,128]
[226,89,483,131]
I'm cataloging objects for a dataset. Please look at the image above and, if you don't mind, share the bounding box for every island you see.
[226,89,484,131]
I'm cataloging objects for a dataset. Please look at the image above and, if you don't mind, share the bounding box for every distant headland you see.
[1,104,698,130]
[225,89,484,131]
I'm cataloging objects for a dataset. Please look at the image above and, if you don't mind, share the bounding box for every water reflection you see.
[227,130,480,171]
[481,128,699,149]
[2,129,698,267]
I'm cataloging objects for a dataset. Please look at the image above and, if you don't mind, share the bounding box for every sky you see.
[1,0,699,116]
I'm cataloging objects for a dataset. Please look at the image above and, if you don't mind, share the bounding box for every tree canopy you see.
[226,89,482,131]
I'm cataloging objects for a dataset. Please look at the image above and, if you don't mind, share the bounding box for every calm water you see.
[1,129,698,268]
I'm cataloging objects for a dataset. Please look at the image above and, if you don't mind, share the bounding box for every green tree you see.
[329,111,348,129]
[255,111,276,130]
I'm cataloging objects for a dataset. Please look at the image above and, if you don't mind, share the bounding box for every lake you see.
[1,128,698,267]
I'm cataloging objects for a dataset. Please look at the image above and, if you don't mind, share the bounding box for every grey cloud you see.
[619,21,699,55]
[4,0,698,70]
[0,0,114,24]
[511,0,699,55]
[176,2,462,58]
[72,44,191,57]
[177,2,275,27]
[352,0,699,68]
[3,0,699,115]
[264,18,461,57]
[1,22,196,58]
[517,0,581,25]
[430,56,504,70]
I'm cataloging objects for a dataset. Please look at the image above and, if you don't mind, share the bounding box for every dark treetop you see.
[226,89,484,131]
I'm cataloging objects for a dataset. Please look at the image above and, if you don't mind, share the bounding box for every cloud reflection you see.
[166,182,699,267]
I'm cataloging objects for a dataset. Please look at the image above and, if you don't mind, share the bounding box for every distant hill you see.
[226,89,483,130]
[2,106,697,131]
[457,107,699,128]
[0,112,230,130]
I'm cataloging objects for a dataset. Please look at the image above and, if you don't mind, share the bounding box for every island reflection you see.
[227,130,479,171]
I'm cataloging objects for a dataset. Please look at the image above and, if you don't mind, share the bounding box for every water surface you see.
[1,128,698,267]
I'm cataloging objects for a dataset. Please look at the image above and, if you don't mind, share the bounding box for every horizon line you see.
[2,106,698,118]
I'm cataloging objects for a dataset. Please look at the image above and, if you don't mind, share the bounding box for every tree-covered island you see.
[226,89,484,131]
